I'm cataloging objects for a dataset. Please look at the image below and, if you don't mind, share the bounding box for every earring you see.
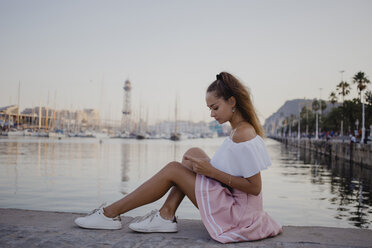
[232,107,235,113]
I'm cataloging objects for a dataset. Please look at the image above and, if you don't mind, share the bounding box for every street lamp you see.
[315,110,319,140]
[306,102,309,136]
[339,70,345,138]
[312,99,320,140]
[298,99,305,140]
[298,112,301,140]
[361,94,365,143]
[318,88,323,137]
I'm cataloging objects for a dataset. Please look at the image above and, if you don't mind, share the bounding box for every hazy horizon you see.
[1,0,372,125]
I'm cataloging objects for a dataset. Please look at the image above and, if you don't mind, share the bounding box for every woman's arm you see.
[211,168,261,196]
[184,155,262,196]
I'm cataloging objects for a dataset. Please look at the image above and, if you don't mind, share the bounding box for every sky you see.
[1,0,372,125]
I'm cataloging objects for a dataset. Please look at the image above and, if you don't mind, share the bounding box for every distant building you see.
[0,105,18,115]
[0,105,19,128]
[78,109,100,128]
[1,105,100,131]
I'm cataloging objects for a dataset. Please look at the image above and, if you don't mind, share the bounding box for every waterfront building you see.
[0,105,18,128]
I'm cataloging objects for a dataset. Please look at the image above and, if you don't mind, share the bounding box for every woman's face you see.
[206,91,234,124]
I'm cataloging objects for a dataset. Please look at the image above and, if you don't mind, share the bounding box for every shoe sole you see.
[129,225,178,233]
[75,219,122,230]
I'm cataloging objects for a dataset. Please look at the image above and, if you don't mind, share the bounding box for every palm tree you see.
[312,99,319,112]
[282,117,288,136]
[289,114,296,137]
[300,106,314,136]
[353,71,371,101]
[320,99,327,113]
[336,81,351,138]
[353,71,371,143]
[329,92,338,105]
[365,90,372,106]
[312,99,320,139]
[336,81,351,103]
[365,91,372,138]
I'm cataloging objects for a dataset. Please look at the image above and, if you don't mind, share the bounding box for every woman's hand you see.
[184,155,216,177]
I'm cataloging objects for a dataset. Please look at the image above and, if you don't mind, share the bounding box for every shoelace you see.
[131,209,178,223]
[131,209,158,223]
[87,203,107,216]
[86,203,121,221]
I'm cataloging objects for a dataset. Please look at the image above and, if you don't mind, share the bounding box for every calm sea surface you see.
[0,136,371,229]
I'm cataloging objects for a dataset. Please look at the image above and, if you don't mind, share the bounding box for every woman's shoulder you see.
[232,123,257,143]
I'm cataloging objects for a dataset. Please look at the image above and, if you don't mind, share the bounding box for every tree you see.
[353,71,371,101]
[365,90,372,106]
[336,81,351,103]
[322,107,342,132]
[329,92,338,105]
[320,100,327,113]
[312,99,320,137]
[312,99,320,112]
[353,71,371,142]
[281,118,288,136]
[364,90,372,136]
[342,99,361,133]
[336,80,351,137]
[300,106,314,135]
[289,114,296,136]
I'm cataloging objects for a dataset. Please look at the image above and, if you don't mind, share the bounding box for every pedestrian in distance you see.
[75,72,282,243]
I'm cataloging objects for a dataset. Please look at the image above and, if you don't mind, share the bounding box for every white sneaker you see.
[129,209,178,233]
[74,204,122,230]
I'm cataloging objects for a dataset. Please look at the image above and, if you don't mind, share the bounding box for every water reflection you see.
[280,143,372,229]
[172,142,180,161]
[121,144,130,182]
[1,137,371,228]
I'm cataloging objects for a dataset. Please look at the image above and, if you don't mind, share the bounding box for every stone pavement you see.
[0,208,371,248]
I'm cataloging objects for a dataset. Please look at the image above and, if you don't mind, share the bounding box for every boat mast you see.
[38,95,42,131]
[52,91,57,130]
[138,103,142,134]
[17,81,20,128]
[99,75,104,131]
[174,95,178,134]
[31,103,35,129]
[45,91,49,132]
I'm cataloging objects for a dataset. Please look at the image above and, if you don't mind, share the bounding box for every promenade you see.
[270,136,372,167]
[1,209,371,248]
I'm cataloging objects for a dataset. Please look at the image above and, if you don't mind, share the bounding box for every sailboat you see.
[6,83,23,136]
[170,96,181,141]
[136,105,146,139]
[48,91,65,139]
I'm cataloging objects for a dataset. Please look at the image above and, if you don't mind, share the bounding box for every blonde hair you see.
[207,72,265,137]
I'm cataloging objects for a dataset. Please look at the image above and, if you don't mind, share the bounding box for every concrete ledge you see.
[0,208,371,247]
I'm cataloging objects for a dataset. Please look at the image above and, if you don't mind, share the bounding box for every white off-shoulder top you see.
[210,135,272,178]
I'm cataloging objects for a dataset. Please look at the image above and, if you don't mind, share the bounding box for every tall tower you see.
[122,80,132,132]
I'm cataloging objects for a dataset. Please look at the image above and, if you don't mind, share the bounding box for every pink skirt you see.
[195,174,282,243]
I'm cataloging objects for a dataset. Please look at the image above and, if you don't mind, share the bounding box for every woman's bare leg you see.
[159,148,210,220]
[103,161,197,218]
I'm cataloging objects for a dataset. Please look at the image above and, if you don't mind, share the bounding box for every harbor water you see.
[0,136,371,229]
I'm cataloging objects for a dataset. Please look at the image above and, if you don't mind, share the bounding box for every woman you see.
[75,72,282,243]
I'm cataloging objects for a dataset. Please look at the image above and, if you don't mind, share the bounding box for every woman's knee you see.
[164,161,183,172]
[183,147,206,157]
[182,147,209,166]
[166,161,198,174]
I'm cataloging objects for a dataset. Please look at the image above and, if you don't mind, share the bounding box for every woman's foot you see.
[74,205,122,230]
[129,209,178,233]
